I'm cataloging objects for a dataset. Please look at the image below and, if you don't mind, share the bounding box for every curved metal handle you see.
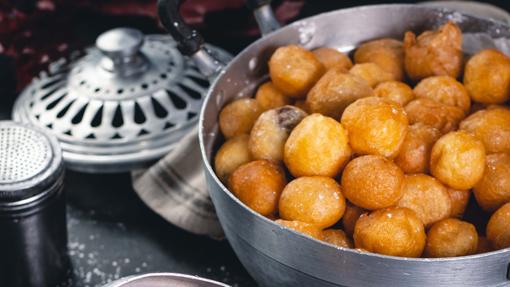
[248,0,281,36]
[158,0,224,78]
[157,0,204,56]
[157,0,281,78]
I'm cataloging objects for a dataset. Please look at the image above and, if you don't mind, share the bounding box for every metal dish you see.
[159,1,510,286]
[102,273,229,287]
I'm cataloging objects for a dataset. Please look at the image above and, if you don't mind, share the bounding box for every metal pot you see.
[159,1,510,286]
[102,273,229,287]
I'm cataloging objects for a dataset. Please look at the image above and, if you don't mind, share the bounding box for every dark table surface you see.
[61,171,257,287]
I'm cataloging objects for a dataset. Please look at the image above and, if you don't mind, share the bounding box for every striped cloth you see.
[132,127,223,238]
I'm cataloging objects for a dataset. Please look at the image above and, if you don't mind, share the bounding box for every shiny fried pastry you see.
[394,123,441,174]
[255,82,291,111]
[269,45,325,98]
[229,160,287,216]
[219,98,262,138]
[473,153,510,212]
[354,38,404,81]
[425,218,478,258]
[215,135,252,184]
[404,22,463,81]
[354,207,426,257]
[374,81,415,106]
[342,155,404,210]
[430,131,486,190]
[322,229,353,248]
[397,174,452,227]
[249,106,307,162]
[279,176,346,228]
[405,98,465,134]
[307,67,373,118]
[284,113,352,177]
[414,76,470,113]
[460,106,510,154]
[313,47,353,71]
[341,96,408,158]
[464,49,510,104]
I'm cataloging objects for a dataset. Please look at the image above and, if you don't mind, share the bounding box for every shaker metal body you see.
[0,121,68,287]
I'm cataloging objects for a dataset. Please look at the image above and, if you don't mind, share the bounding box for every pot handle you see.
[157,0,281,77]
[246,0,281,36]
[157,0,224,78]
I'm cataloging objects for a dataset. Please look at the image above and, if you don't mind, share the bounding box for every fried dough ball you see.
[306,67,374,118]
[229,160,287,216]
[425,218,478,258]
[354,38,404,81]
[374,81,415,106]
[255,82,291,111]
[464,49,510,104]
[249,106,307,162]
[284,114,352,177]
[354,207,426,258]
[214,135,252,184]
[279,176,346,228]
[430,131,486,190]
[322,229,353,248]
[312,47,353,70]
[477,236,493,254]
[460,107,510,154]
[405,98,465,134]
[275,219,324,240]
[341,97,408,158]
[219,98,262,138]
[447,188,471,218]
[473,153,510,212]
[342,202,366,237]
[396,174,452,226]
[269,45,325,98]
[414,76,471,113]
[395,123,441,174]
[404,22,462,81]
[349,63,394,88]
[342,155,404,210]
[487,202,510,249]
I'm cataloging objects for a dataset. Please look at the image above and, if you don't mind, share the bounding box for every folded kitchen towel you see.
[132,127,224,238]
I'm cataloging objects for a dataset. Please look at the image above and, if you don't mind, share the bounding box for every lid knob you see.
[96,28,147,75]
[96,28,144,59]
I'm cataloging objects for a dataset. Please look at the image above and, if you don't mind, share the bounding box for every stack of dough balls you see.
[214,21,510,258]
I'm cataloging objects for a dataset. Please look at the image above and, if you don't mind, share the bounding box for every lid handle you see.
[96,28,147,75]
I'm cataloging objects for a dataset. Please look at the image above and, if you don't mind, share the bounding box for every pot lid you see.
[13,28,229,173]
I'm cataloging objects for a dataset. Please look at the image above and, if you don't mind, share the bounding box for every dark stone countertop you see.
[62,171,257,287]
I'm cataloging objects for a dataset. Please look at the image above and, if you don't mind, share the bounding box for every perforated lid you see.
[13,28,230,173]
[0,121,63,202]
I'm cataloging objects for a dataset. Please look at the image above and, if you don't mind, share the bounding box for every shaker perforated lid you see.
[0,121,63,202]
[13,28,229,173]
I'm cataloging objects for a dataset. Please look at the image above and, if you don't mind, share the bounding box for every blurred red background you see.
[0,0,507,102]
